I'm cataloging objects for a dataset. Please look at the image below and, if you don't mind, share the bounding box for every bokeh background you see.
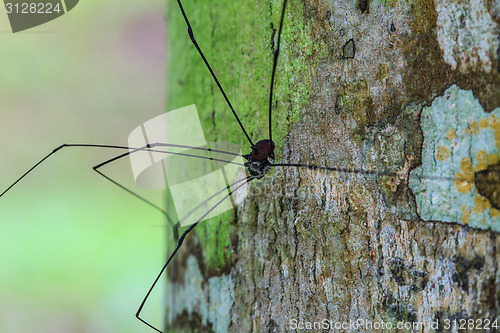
[0,1,167,332]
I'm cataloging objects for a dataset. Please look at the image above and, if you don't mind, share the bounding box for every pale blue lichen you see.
[166,255,234,333]
[409,85,500,231]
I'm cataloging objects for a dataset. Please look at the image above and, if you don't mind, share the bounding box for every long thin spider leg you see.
[0,143,244,199]
[93,149,190,330]
[92,144,249,227]
[94,144,245,170]
[95,156,181,330]
[91,143,248,225]
[268,0,288,144]
[272,163,480,185]
[175,0,254,147]
[93,168,176,226]
[153,143,242,157]
[0,143,128,198]
[173,175,252,226]
[273,163,380,176]
[136,176,253,333]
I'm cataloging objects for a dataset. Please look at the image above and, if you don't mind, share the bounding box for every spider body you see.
[243,139,275,178]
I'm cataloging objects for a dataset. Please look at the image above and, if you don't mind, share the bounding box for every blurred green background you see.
[0,1,168,332]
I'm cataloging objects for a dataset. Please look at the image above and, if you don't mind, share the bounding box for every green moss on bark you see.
[167,0,320,273]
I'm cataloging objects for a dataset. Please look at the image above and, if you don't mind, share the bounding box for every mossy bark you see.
[167,0,499,332]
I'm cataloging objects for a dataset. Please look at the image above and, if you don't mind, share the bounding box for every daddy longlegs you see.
[1,0,492,332]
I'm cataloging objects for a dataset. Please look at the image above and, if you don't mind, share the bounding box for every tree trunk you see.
[167,0,499,332]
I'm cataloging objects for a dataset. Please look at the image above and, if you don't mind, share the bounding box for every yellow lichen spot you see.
[480,118,488,129]
[488,114,500,150]
[488,153,500,165]
[491,208,500,217]
[476,150,488,170]
[455,157,474,193]
[446,129,456,141]
[461,205,471,224]
[489,114,499,127]
[460,157,473,176]
[436,146,450,161]
[470,121,478,134]
[475,194,490,213]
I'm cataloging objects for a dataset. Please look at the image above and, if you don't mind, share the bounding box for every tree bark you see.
[167,0,499,332]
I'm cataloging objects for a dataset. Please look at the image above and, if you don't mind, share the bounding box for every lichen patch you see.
[169,255,234,333]
[409,85,500,231]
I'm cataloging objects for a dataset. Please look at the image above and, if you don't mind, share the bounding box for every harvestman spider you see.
[0,0,483,332]
[0,0,288,331]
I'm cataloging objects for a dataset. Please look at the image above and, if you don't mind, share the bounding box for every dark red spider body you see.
[250,139,275,161]
[244,139,275,178]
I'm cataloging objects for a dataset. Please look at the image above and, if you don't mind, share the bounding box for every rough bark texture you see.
[167,0,499,332]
